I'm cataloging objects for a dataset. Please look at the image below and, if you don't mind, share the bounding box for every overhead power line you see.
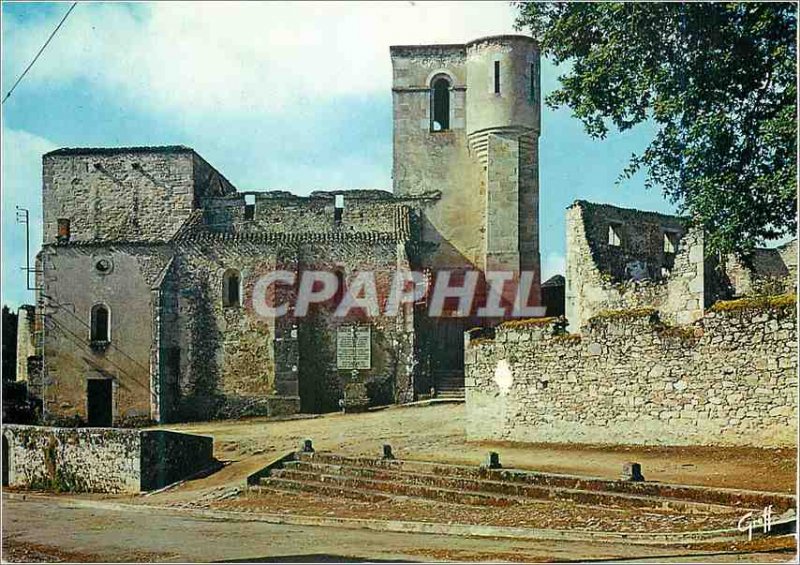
[2,2,79,105]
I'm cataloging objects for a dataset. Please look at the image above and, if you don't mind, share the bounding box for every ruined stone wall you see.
[167,235,415,419]
[168,239,285,420]
[465,297,797,447]
[39,244,173,426]
[565,201,704,328]
[166,193,416,419]
[723,239,798,297]
[3,425,215,492]
[42,147,235,245]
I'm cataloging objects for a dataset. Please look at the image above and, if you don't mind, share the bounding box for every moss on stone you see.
[499,316,559,329]
[710,293,797,313]
[589,307,658,323]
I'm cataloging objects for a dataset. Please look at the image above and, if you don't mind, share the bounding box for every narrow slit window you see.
[90,304,110,343]
[530,63,536,102]
[333,269,346,308]
[223,269,241,307]
[430,77,450,131]
[244,194,256,221]
[334,194,344,226]
[494,61,501,94]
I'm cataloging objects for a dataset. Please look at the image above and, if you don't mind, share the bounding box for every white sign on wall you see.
[336,325,371,370]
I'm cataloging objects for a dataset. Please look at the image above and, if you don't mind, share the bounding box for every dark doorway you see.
[429,318,467,390]
[87,379,113,427]
[2,435,9,487]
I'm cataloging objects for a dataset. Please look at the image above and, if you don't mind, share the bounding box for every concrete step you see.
[279,461,738,513]
[296,452,796,512]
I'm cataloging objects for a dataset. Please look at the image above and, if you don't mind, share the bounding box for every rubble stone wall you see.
[3,425,141,492]
[466,297,797,447]
[565,201,705,329]
[3,425,215,492]
[42,148,235,245]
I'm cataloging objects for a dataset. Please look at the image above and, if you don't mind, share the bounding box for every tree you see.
[515,2,797,257]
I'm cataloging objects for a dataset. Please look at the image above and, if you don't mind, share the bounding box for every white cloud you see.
[2,1,518,117]
[541,251,566,282]
[1,125,56,307]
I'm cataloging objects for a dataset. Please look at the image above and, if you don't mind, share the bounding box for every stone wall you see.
[391,44,486,271]
[139,430,214,490]
[2,424,214,492]
[15,305,36,383]
[39,244,173,426]
[3,424,140,492]
[42,147,235,245]
[724,239,798,297]
[465,295,797,447]
[565,201,705,329]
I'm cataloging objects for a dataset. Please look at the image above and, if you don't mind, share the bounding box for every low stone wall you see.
[465,295,797,447]
[2,425,215,493]
[140,430,214,490]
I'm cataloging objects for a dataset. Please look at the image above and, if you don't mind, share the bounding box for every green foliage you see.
[515,3,797,256]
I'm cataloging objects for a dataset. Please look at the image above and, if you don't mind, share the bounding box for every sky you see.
[1,1,677,308]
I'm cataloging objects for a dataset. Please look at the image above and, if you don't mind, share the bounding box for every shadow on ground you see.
[216,555,414,563]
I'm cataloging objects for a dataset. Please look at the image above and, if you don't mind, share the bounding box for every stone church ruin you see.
[14,35,796,448]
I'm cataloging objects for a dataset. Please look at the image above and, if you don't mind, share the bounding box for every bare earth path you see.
[154,403,796,495]
[2,403,796,562]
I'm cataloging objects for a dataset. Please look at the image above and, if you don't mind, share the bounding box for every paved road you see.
[2,495,795,563]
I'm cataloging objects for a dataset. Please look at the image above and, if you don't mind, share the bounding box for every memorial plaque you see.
[337,325,371,370]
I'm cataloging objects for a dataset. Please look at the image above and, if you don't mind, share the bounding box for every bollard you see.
[621,462,644,481]
[483,451,502,469]
[301,439,314,453]
[382,444,395,460]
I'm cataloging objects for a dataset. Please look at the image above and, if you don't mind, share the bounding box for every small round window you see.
[95,258,113,274]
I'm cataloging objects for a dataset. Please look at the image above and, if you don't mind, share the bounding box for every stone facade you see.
[38,171,417,423]
[2,424,214,492]
[35,35,549,425]
[391,35,542,387]
[465,296,797,447]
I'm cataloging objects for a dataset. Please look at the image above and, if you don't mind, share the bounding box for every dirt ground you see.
[2,495,796,563]
[2,403,796,563]
[155,403,797,496]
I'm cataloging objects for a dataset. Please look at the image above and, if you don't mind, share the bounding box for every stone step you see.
[257,477,392,504]
[296,452,796,512]
[263,469,539,507]
[280,461,736,513]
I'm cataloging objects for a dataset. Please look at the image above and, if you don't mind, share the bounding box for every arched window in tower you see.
[90,304,110,343]
[222,269,241,308]
[430,76,451,131]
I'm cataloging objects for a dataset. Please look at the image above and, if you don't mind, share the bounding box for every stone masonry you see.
[2,424,214,492]
[465,296,797,447]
